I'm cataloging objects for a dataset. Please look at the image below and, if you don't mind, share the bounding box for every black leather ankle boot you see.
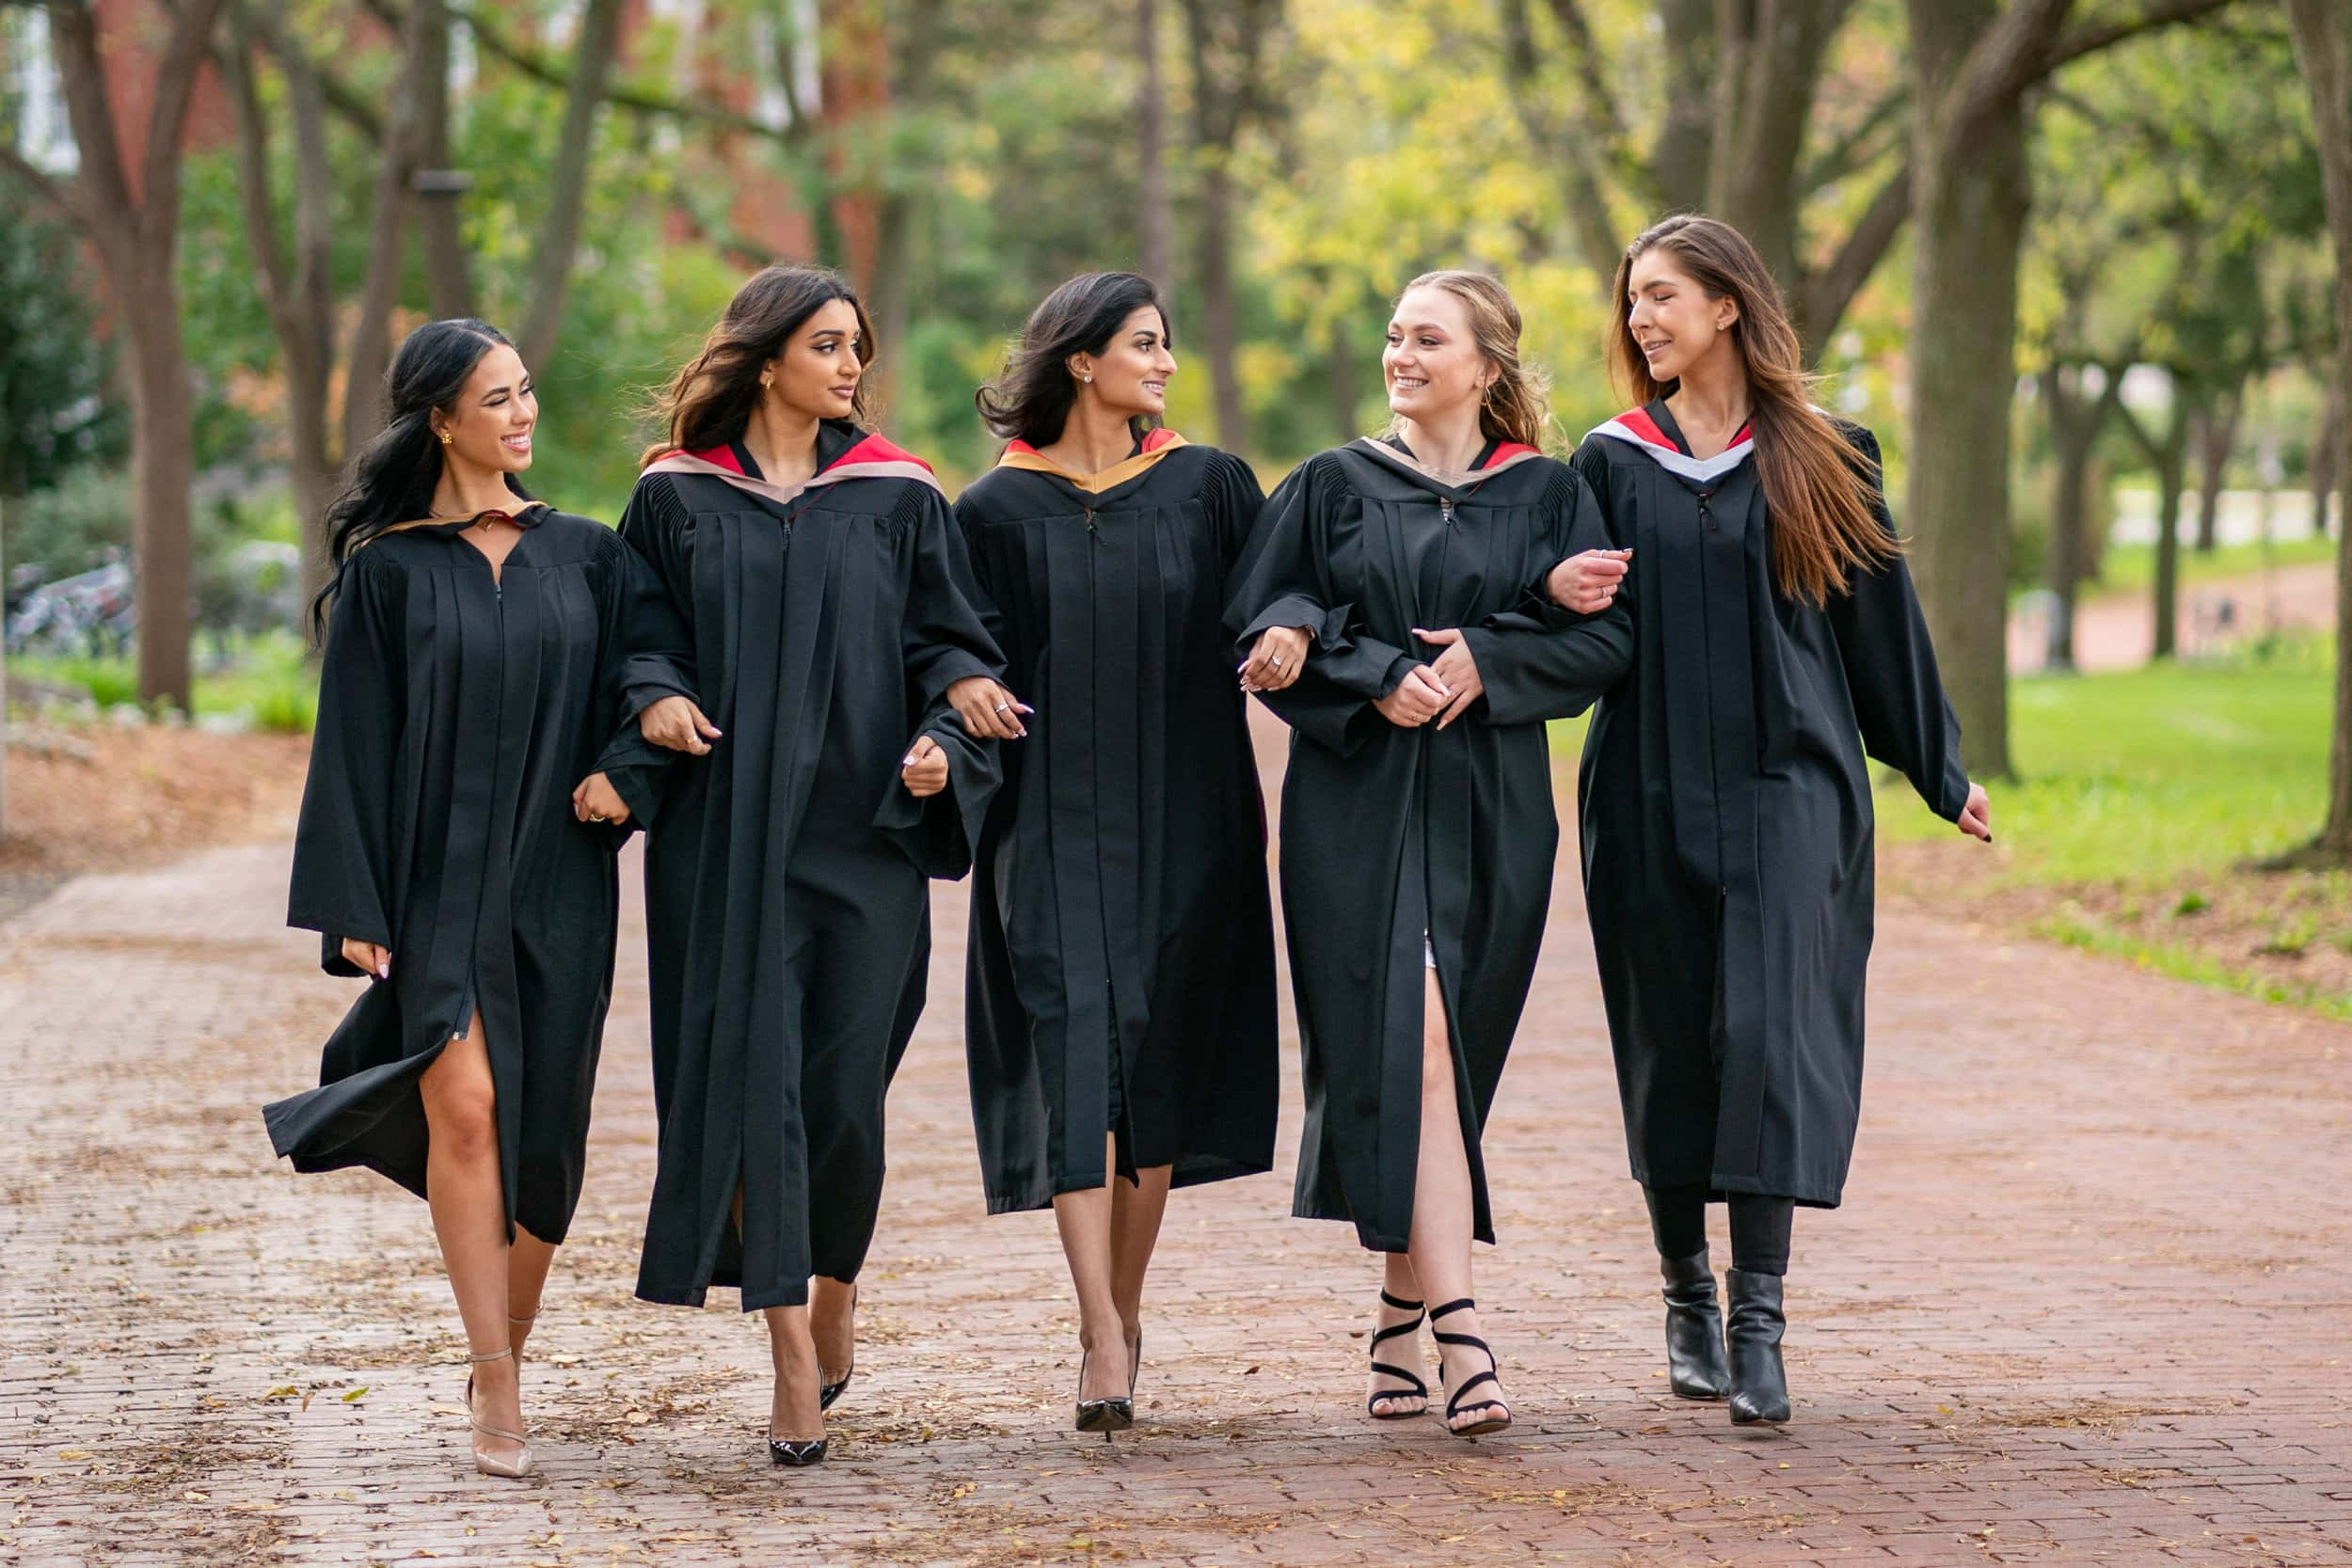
[1660,1250,1730,1400]
[1724,1268,1789,1425]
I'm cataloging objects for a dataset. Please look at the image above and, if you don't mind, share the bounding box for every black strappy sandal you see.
[1366,1290,1429,1419]
[1430,1298,1512,1437]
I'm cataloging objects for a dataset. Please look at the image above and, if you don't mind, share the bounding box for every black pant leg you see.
[1643,1182,1710,1260]
[1727,1195,1794,1275]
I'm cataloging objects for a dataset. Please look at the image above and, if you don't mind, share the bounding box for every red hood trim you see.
[834,433,933,473]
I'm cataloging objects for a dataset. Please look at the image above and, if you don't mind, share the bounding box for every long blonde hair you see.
[1393,270,1553,449]
[1608,215,1895,603]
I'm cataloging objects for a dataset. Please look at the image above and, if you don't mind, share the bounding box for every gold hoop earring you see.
[760,373,773,390]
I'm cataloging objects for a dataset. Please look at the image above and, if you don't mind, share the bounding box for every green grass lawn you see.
[13,630,319,733]
[2080,533,2336,601]
[1873,638,2330,877]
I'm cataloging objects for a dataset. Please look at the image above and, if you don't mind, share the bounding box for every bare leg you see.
[1368,1251,1428,1416]
[1052,1134,1133,1402]
[419,1013,522,1464]
[1108,1164,1173,1356]
[809,1275,857,1387]
[1402,968,1506,1431]
[507,1228,556,1360]
[764,1305,823,1443]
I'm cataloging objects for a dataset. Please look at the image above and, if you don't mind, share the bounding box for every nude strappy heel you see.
[464,1346,535,1479]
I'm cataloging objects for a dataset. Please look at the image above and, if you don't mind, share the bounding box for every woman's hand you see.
[1374,665,1452,727]
[901,734,949,797]
[341,938,390,980]
[1957,782,1992,843]
[640,694,722,754]
[572,771,631,827]
[947,675,1031,740]
[1545,547,1632,614]
[1238,626,1311,693]
[1414,627,1486,729]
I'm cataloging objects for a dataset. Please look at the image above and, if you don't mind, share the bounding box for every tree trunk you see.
[1195,153,1248,451]
[25,0,226,712]
[127,252,197,712]
[412,0,472,322]
[1651,0,1719,208]
[1905,0,2040,781]
[1708,0,1843,296]
[2042,361,2122,670]
[515,0,625,372]
[2313,374,2344,541]
[1136,0,1173,294]
[2282,0,2352,863]
[342,0,431,466]
[2191,386,2239,551]
[2122,387,2196,662]
[1328,325,1359,442]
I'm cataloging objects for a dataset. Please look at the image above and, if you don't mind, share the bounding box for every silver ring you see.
[993,702,1011,713]
[589,814,607,823]
[1271,656,1285,667]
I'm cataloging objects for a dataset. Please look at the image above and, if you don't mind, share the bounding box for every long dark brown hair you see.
[976,272,1168,448]
[642,263,876,467]
[1608,214,1896,603]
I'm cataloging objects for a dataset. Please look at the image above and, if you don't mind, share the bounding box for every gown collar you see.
[379,499,549,540]
[1348,434,1545,495]
[1586,401,1755,484]
[996,427,1187,495]
[644,420,942,506]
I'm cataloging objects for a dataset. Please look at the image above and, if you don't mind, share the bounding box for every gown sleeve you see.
[286,546,405,975]
[1459,465,1635,726]
[1224,453,1415,756]
[869,483,1006,879]
[1203,448,1270,576]
[587,523,697,840]
[596,474,700,829]
[1822,426,1972,822]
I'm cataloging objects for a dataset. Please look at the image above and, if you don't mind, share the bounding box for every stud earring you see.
[438,432,453,445]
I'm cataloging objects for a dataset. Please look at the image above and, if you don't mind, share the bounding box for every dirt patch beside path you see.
[0,724,310,920]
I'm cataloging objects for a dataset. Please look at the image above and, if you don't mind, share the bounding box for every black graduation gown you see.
[264,508,691,1243]
[1227,438,1632,1251]
[953,432,1279,1213]
[601,423,1005,1311]
[1571,404,1971,1208]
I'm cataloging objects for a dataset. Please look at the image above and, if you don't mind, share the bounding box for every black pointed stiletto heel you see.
[1365,1290,1428,1419]
[1429,1298,1512,1438]
[818,1282,856,1412]
[1073,1348,1134,1437]
[768,1433,828,1466]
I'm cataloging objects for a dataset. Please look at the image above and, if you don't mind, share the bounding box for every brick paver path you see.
[5,728,2350,1564]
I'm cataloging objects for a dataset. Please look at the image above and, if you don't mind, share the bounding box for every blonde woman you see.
[1226,271,1630,1435]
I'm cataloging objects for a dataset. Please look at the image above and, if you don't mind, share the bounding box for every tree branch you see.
[44,3,137,227]
[1801,83,1907,195]
[1535,0,1630,155]
[0,141,85,227]
[2042,0,2248,78]
[1797,156,1911,352]
[138,0,228,234]
[516,0,626,370]
[436,0,787,142]
[1496,0,1623,283]
[215,5,294,325]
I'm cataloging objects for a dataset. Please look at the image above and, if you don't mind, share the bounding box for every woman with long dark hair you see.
[956,273,1278,1434]
[601,263,1014,1466]
[1227,271,1630,1436]
[1550,214,1990,1426]
[264,319,689,1478]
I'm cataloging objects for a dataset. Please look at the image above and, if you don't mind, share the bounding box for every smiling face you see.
[1625,246,1740,387]
[763,297,866,422]
[1384,284,1491,424]
[1072,305,1176,420]
[430,343,536,475]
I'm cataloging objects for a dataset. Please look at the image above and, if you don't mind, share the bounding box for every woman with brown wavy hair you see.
[1549,214,1991,1427]
[1227,270,1631,1436]
[598,262,1017,1466]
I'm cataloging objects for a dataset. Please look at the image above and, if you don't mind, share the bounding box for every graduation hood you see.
[1587,405,1755,484]
[642,429,943,508]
